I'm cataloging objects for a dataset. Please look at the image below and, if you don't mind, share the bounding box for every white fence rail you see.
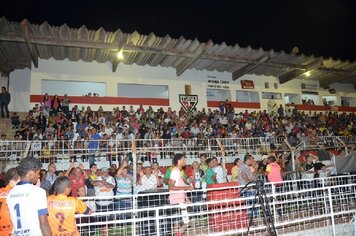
[1,175,356,235]
[1,136,355,162]
[0,137,274,162]
[73,174,356,236]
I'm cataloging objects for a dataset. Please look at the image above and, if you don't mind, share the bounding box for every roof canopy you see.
[0,17,355,88]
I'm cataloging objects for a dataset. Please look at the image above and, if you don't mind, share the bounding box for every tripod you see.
[241,180,277,236]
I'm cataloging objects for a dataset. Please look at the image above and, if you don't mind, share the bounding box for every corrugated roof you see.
[0,17,355,88]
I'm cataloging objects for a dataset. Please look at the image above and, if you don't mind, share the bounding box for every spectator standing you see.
[88,127,101,165]
[205,158,216,184]
[278,105,284,117]
[300,154,317,189]
[92,167,115,218]
[0,167,20,235]
[199,153,208,173]
[238,155,258,216]
[65,164,88,197]
[213,157,228,183]
[39,169,51,194]
[61,94,71,118]
[137,166,159,192]
[230,158,242,182]
[115,166,133,219]
[50,94,62,115]
[169,154,194,236]
[45,163,57,186]
[6,157,52,236]
[189,161,204,212]
[152,162,164,187]
[41,93,51,116]
[0,86,11,118]
[265,156,283,187]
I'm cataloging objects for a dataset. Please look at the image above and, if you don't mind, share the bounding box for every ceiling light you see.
[117,50,124,60]
[305,71,311,77]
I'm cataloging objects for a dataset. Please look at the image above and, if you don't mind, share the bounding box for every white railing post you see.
[327,187,336,236]
[323,185,329,228]
[207,139,211,158]
[155,208,160,236]
[321,178,325,188]
[271,184,278,227]
[354,211,356,236]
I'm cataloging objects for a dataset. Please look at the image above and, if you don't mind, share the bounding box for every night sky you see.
[1,0,355,61]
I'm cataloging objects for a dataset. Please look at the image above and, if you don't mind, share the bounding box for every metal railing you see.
[1,136,354,161]
[72,174,356,236]
[0,137,273,161]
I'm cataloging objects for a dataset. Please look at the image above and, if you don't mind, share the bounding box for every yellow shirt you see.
[230,166,240,182]
[47,194,90,236]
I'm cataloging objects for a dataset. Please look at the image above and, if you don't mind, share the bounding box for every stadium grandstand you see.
[1,17,356,236]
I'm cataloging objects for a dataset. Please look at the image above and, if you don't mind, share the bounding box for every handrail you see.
[0,136,355,163]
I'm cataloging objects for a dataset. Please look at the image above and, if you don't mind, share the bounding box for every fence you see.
[1,136,354,161]
[73,174,356,236]
[1,175,355,235]
[0,137,273,163]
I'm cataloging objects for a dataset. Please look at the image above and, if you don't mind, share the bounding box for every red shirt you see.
[69,174,85,197]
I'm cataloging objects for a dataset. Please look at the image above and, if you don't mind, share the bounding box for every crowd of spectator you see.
[2,91,355,234]
[4,94,356,147]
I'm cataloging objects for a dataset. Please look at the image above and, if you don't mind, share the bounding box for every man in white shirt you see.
[6,157,52,236]
[190,123,200,137]
[212,157,228,183]
[137,166,159,192]
[92,167,115,216]
[45,163,57,186]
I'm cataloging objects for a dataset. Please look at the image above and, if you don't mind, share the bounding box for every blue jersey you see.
[88,133,101,150]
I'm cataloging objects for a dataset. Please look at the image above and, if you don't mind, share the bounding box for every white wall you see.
[5,58,355,112]
[30,59,235,111]
[9,68,31,112]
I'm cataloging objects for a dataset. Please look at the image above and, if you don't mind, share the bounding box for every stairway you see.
[0,118,16,139]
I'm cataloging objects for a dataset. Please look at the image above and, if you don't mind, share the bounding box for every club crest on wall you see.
[179,94,198,112]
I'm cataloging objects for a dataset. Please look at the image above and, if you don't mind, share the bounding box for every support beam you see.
[302,58,323,70]
[278,59,324,84]
[319,72,356,88]
[176,45,204,76]
[232,55,269,80]
[22,21,39,68]
[0,34,120,50]
[112,59,119,72]
[318,67,353,75]
[279,69,305,84]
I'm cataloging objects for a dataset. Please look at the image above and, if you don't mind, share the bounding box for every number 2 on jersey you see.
[55,212,67,232]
